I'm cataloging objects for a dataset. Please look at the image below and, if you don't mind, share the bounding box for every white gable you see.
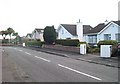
[57,25,77,39]
[98,22,120,41]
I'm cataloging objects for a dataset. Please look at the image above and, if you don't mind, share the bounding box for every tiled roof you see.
[35,28,44,33]
[26,33,32,37]
[112,21,120,26]
[61,21,120,35]
[61,24,93,35]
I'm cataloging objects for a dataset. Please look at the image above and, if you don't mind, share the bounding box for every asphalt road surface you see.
[2,46,118,82]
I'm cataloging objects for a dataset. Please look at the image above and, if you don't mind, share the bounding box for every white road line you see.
[35,56,51,62]
[25,52,31,55]
[58,64,102,81]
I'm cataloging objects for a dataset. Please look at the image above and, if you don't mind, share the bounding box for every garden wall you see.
[43,45,80,53]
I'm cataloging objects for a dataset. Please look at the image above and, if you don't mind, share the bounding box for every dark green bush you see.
[2,39,9,44]
[97,40,118,48]
[56,39,79,46]
[26,40,42,47]
[77,42,87,47]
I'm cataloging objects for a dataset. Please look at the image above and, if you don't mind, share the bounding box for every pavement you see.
[26,46,119,68]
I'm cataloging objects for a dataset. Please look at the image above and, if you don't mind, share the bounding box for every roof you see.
[35,28,44,33]
[86,23,107,34]
[61,24,76,35]
[87,21,120,34]
[26,33,32,37]
[112,21,120,26]
[61,24,93,35]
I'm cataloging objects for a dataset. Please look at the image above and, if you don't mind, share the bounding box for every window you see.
[88,35,97,43]
[104,34,111,40]
[116,33,120,42]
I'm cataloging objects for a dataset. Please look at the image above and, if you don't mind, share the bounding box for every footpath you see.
[26,47,119,68]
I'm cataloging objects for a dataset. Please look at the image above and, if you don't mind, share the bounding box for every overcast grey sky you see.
[0,0,119,37]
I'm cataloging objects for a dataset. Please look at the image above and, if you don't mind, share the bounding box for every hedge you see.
[2,39,9,43]
[25,40,42,48]
[97,40,118,48]
[56,39,79,46]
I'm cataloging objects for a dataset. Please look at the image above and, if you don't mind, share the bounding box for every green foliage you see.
[7,27,14,36]
[77,42,87,47]
[87,47,100,53]
[43,26,56,44]
[111,44,118,57]
[26,40,42,47]
[56,39,79,46]
[2,39,9,44]
[97,40,118,48]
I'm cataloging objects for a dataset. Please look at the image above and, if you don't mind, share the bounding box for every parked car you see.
[111,43,120,57]
[117,43,120,56]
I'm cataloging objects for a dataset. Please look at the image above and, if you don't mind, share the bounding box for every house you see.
[57,20,120,44]
[26,33,32,41]
[84,21,120,44]
[31,28,44,41]
[57,21,93,41]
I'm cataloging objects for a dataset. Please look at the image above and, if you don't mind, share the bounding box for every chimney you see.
[76,19,84,42]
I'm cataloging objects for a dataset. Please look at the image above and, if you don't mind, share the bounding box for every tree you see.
[13,32,18,44]
[1,30,8,39]
[43,26,56,44]
[7,27,14,43]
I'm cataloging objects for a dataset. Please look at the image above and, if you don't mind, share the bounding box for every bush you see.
[26,40,42,48]
[2,39,9,44]
[43,26,56,44]
[97,40,118,48]
[111,44,118,57]
[87,47,100,53]
[77,42,87,46]
[56,39,79,46]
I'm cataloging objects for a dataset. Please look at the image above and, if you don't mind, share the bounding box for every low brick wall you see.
[43,45,80,53]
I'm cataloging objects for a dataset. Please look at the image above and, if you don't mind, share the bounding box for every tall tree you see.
[13,32,18,44]
[1,30,8,39]
[43,26,56,44]
[7,27,14,43]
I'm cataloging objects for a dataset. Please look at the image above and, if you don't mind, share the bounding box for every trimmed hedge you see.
[2,39,9,43]
[97,40,118,48]
[26,40,42,48]
[56,39,79,46]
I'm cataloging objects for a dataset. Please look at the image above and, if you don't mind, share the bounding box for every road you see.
[2,46,118,82]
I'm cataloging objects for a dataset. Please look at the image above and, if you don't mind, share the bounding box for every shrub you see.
[56,39,79,46]
[26,40,42,48]
[97,40,118,48]
[2,39,9,44]
[87,47,100,53]
[43,26,56,44]
[111,44,118,57]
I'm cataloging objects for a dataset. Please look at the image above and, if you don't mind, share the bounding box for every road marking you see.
[35,56,51,62]
[19,50,23,52]
[25,52,31,55]
[58,64,102,81]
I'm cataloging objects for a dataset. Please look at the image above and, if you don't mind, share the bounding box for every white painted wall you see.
[39,33,44,41]
[84,22,120,43]
[31,30,44,41]
[57,25,77,39]
[99,22,119,41]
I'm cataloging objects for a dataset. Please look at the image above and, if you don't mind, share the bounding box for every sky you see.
[0,0,119,38]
